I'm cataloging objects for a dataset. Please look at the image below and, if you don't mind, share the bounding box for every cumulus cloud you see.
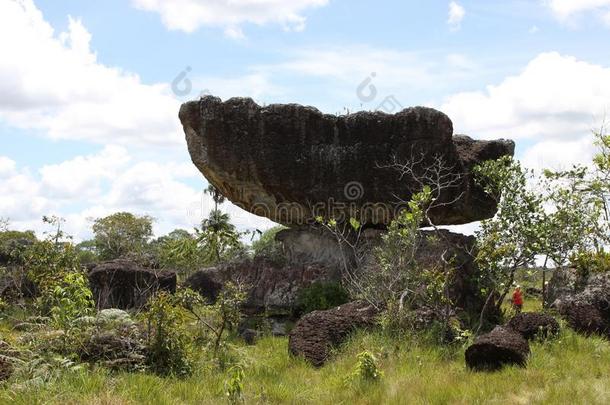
[1,146,275,241]
[545,0,610,25]
[0,0,182,146]
[448,1,465,31]
[131,0,328,36]
[439,52,610,172]
[441,52,610,143]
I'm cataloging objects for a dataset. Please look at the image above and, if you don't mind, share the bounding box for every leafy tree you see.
[474,156,546,318]
[157,229,202,276]
[92,212,154,260]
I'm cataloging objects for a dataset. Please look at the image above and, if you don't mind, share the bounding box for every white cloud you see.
[448,1,465,31]
[545,0,610,26]
[441,52,610,143]
[131,0,328,35]
[1,146,276,241]
[521,136,596,171]
[39,145,131,199]
[0,0,182,146]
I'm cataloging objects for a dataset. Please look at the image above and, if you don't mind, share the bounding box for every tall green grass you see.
[1,326,608,405]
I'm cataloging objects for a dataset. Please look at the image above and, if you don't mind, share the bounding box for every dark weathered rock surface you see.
[184,257,340,315]
[505,312,560,340]
[553,271,610,339]
[288,301,378,367]
[545,267,578,306]
[180,96,514,226]
[465,326,530,371]
[88,259,176,310]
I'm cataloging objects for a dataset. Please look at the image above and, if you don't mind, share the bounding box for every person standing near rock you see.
[512,286,524,313]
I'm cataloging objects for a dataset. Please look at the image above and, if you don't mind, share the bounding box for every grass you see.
[0,322,608,404]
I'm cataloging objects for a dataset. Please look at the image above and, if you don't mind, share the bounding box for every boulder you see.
[545,267,578,306]
[288,301,378,367]
[465,326,530,371]
[180,96,514,227]
[505,312,559,340]
[88,259,176,310]
[184,257,340,315]
[553,271,610,339]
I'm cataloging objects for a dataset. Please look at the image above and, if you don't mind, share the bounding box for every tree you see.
[42,215,68,245]
[156,229,203,276]
[205,184,226,212]
[198,209,243,263]
[474,156,546,318]
[92,212,154,260]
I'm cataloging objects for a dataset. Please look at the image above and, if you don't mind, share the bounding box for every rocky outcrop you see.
[180,96,514,227]
[552,271,610,339]
[505,312,560,340]
[545,267,578,306]
[88,259,176,310]
[184,257,340,315]
[465,326,530,371]
[288,301,378,367]
[276,227,485,314]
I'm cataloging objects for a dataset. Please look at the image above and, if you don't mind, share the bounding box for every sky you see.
[1,0,610,241]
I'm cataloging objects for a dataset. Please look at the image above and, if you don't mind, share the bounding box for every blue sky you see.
[2,0,610,240]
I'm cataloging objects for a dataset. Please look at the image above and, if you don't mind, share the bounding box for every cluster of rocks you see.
[465,312,560,371]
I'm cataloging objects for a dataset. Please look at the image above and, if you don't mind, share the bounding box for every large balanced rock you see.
[179,96,514,226]
[88,259,176,310]
[288,301,378,367]
[505,312,560,340]
[184,257,339,315]
[465,326,530,371]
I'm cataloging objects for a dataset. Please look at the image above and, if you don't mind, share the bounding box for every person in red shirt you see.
[512,286,524,313]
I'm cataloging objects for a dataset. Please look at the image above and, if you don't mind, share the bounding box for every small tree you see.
[176,283,246,356]
[92,212,154,260]
[474,156,546,318]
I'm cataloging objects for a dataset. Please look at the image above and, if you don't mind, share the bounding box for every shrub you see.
[176,284,246,358]
[45,272,94,329]
[225,365,245,404]
[251,226,286,264]
[144,292,193,377]
[347,351,382,384]
[295,281,350,315]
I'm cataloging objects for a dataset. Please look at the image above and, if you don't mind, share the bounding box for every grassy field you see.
[1,318,608,405]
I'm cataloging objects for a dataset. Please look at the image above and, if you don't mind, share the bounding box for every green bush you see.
[46,272,94,330]
[295,281,350,315]
[347,351,382,384]
[145,292,193,377]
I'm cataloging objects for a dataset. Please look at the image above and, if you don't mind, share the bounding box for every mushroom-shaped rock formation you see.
[179,96,514,227]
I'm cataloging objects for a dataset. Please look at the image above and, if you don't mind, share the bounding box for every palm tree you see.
[199,209,239,262]
[205,184,226,212]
